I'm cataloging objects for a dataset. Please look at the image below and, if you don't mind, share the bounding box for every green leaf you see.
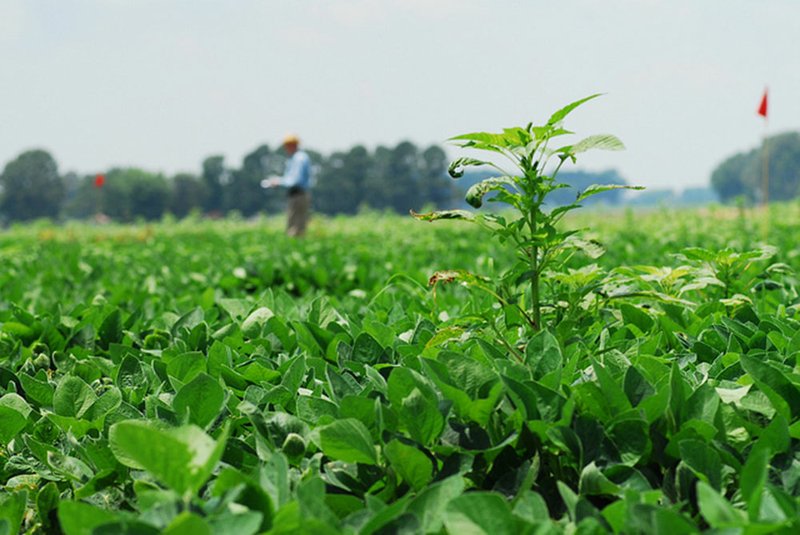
[163,512,212,535]
[579,462,621,496]
[524,329,563,383]
[173,373,225,428]
[241,307,274,338]
[407,477,465,534]
[109,420,229,496]
[449,132,509,148]
[388,367,444,446]
[410,209,477,222]
[447,156,490,178]
[740,354,800,420]
[547,94,602,126]
[313,418,377,465]
[572,134,626,153]
[444,492,519,535]
[577,184,644,202]
[98,308,122,349]
[740,446,769,520]
[465,176,517,208]
[383,439,433,491]
[58,501,118,535]
[36,482,60,531]
[0,492,26,535]
[696,481,746,528]
[53,376,96,418]
[679,439,723,490]
[0,394,31,444]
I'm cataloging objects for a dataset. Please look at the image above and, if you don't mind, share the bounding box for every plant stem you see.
[529,195,541,331]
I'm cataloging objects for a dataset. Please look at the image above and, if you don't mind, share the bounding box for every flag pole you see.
[758,88,769,239]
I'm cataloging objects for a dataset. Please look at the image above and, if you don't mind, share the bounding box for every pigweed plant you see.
[415,95,641,336]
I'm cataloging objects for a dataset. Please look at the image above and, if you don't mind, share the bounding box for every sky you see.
[1,0,798,190]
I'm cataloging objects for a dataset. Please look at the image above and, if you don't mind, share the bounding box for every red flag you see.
[757,89,768,118]
[94,174,105,188]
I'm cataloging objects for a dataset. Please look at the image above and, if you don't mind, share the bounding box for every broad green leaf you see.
[388,367,443,446]
[206,512,263,535]
[579,462,621,496]
[407,476,465,533]
[697,481,746,528]
[109,420,229,496]
[36,482,60,532]
[740,354,800,420]
[98,308,122,349]
[383,439,433,491]
[173,373,225,428]
[0,393,31,444]
[19,371,54,406]
[679,439,722,490]
[58,501,118,535]
[444,492,519,535]
[163,513,212,535]
[525,329,562,383]
[241,307,274,338]
[53,376,96,418]
[0,492,26,535]
[313,418,377,465]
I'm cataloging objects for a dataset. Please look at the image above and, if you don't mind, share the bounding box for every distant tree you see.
[170,173,208,218]
[314,151,356,215]
[362,146,392,210]
[226,145,272,216]
[387,141,422,212]
[711,132,800,203]
[314,145,371,215]
[419,145,454,208]
[711,151,755,202]
[0,149,64,221]
[201,156,228,215]
[102,168,169,221]
[61,173,98,219]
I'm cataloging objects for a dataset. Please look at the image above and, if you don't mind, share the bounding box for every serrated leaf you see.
[572,134,625,153]
[577,184,645,202]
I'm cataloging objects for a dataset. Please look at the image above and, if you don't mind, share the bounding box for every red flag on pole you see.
[757,89,768,118]
[94,174,105,188]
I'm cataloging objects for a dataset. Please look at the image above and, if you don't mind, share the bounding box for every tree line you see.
[0,142,456,223]
[711,131,800,203]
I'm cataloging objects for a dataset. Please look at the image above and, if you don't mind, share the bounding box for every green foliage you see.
[0,149,64,222]
[1,210,800,533]
[711,131,800,203]
[416,95,640,332]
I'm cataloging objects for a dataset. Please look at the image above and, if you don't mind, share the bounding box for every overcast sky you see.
[1,0,797,189]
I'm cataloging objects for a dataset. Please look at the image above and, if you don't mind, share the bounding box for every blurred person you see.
[264,134,312,237]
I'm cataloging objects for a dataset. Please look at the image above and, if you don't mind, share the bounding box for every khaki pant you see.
[287,191,311,237]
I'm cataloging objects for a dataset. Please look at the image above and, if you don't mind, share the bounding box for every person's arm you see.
[279,154,304,188]
[262,153,304,189]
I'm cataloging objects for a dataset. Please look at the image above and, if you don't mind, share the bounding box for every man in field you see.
[264,134,312,237]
